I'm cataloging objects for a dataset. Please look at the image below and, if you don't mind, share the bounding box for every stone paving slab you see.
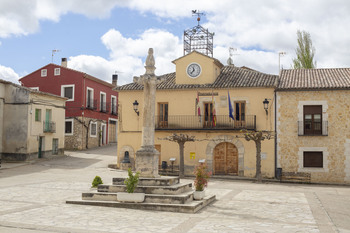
[0,147,349,232]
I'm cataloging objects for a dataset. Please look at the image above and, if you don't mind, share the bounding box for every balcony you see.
[111,103,118,116]
[43,121,56,133]
[155,115,256,131]
[298,121,328,136]
[100,102,109,113]
[86,99,97,110]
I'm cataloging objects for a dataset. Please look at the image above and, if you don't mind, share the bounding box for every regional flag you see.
[228,91,234,120]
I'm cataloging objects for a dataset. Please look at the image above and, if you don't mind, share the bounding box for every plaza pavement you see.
[0,144,349,233]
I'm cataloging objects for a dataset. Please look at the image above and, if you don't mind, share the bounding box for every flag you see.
[212,91,216,127]
[228,91,234,120]
[197,92,201,122]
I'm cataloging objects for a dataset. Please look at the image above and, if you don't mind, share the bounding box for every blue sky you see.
[1,0,350,85]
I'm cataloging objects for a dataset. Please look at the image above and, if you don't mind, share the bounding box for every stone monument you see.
[133,48,166,178]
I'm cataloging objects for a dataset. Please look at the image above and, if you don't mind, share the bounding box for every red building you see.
[20,58,118,150]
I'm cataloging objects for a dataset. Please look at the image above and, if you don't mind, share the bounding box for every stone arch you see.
[206,135,245,176]
[119,145,135,170]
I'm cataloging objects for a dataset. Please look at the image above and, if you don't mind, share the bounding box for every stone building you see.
[19,59,118,150]
[0,79,66,161]
[276,68,350,184]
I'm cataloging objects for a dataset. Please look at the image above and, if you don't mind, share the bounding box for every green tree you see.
[293,30,316,69]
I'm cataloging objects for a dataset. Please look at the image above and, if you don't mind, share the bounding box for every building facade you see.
[19,59,118,150]
[0,79,66,161]
[117,51,278,178]
[277,68,350,184]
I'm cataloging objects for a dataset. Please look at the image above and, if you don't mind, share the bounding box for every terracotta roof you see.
[116,65,278,91]
[278,68,350,90]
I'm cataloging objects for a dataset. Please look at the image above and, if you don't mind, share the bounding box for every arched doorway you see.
[213,142,238,175]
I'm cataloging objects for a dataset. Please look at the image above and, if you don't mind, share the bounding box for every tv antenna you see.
[52,49,60,63]
[192,10,205,25]
[227,47,239,65]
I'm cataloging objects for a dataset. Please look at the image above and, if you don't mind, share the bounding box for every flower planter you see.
[117,192,145,203]
[193,190,205,200]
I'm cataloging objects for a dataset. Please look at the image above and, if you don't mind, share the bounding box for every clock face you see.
[186,63,201,78]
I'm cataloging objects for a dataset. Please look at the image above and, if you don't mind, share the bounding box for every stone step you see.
[82,191,194,204]
[113,176,180,186]
[67,194,216,214]
[98,182,192,195]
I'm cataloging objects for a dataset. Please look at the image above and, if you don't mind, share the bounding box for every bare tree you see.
[240,130,274,182]
[159,133,195,178]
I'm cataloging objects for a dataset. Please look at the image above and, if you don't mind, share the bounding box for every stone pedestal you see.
[136,146,160,178]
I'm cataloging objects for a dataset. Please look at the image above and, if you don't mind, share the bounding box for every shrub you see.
[124,168,140,193]
[92,176,103,188]
[193,163,211,191]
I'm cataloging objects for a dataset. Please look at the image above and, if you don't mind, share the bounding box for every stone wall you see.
[65,117,106,150]
[277,90,350,184]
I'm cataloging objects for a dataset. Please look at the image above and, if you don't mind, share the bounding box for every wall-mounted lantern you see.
[263,98,270,115]
[133,100,139,116]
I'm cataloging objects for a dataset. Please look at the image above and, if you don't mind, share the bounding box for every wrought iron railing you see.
[43,121,56,133]
[111,103,118,116]
[100,102,109,113]
[155,115,256,130]
[298,121,328,136]
[86,99,97,110]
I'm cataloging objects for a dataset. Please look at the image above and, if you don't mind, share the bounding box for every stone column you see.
[133,48,165,178]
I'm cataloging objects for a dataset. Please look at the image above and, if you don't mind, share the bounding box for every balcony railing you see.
[111,103,118,116]
[86,99,97,110]
[298,121,328,136]
[155,115,256,130]
[43,121,56,133]
[100,102,109,113]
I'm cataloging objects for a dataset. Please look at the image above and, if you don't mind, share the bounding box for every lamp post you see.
[133,100,139,116]
[263,98,270,115]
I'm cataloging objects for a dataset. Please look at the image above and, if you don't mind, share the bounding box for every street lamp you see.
[133,100,139,116]
[263,98,270,115]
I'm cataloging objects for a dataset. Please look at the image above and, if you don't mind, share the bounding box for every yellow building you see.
[277,68,350,184]
[0,79,66,161]
[116,51,278,178]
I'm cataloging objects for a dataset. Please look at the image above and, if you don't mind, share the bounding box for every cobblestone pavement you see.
[0,144,349,233]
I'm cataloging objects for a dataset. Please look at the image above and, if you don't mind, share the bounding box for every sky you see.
[0,0,349,86]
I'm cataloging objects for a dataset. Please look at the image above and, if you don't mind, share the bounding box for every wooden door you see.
[213,142,238,175]
[108,120,117,143]
[203,102,213,128]
[234,101,246,128]
[158,103,168,128]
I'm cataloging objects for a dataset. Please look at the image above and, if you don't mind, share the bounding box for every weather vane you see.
[192,10,205,25]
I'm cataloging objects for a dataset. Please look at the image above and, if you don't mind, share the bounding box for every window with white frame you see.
[41,69,47,77]
[54,68,60,76]
[90,122,97,137]
[100,92,106,112]
[61,85,75,101]
[111,95,117,115]
[30,87,39,91]
[86,87,94,109]
[65,119,74,135]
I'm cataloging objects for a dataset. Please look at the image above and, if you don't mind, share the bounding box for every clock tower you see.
[172,11,223,85]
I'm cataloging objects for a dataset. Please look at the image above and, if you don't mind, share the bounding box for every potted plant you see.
[117,168,145,203]
[193,163,211,200]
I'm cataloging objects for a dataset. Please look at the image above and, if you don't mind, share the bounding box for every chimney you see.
[112,74,118,87]
[61,58,67,68]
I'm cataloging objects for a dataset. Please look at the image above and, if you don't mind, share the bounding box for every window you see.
[111,96,117,115]
[303,151,323,168]
[41,69,47,77]
[65,119,73,135]
[234,101,246,128]
[304,105,322,135]
[44,109,52,132]
[54,68,60,76]
[30,87,39,91]
[86,87,94,109]
[52,139,58,155]
[61,85,75,101]
[158,103,168,128]
[90,122,97,137]
[100,92,106,112]
[35,109,41,122]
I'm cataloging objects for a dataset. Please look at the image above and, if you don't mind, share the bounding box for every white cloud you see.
[0,65,20,84]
